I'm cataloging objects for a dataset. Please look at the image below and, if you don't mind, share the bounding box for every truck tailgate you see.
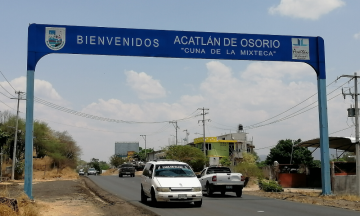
[215,173,242,184]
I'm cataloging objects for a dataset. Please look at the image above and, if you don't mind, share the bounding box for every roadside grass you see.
[101,168,118,176]
[0,188,39,216]
[33,157,53,171]
[296,191,360,202]
[33,166,79,180]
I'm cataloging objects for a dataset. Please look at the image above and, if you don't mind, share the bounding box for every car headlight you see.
[156,187,171,192]
[192,187,202,192]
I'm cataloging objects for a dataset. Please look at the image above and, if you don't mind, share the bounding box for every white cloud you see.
[200,61,317,126]
[125,70,167,100]
[10,76,62,101]
[0,76,65,115]
[354,32,360,39]
[269,0,345,20]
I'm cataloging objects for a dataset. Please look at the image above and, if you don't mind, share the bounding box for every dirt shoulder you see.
[0,177,157,216]
[244,190,360,212]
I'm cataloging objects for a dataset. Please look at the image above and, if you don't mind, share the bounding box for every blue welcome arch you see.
[26,24,330,197]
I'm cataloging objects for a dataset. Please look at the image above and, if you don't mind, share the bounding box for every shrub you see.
[219,156,231,167]
[234,162,263,178]
[258,178,283,192]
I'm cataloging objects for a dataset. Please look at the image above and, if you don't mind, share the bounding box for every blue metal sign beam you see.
[25,24,331,198]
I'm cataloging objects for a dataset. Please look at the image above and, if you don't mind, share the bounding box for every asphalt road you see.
[88,175,359,216]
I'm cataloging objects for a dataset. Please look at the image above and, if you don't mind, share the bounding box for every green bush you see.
[219,156,231,167]
[234,162,263,178]
[258,178,283,192]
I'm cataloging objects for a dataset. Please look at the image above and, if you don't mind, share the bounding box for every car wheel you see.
[206,183,213,197]
[151,188,157,206]
[194,199,202,207]
[221,191,226,196]
[236,189,243,197]
[119,174,123,177]
[141,185,147,203]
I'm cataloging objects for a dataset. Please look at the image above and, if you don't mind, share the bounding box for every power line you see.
[0,83,14,98]
[32,97,200,124]
[255,125,355,151]
[203,78,342,131]
[329,125,354,135]
[246,92,342,130]
[246,79,348,129]
[245,79,349,130]
[0,98,16,111]
[0,71,16,92]
[0,91,11,99]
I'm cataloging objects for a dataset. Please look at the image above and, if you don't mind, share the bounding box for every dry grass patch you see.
[33,167,78,180]
[245,190,360,211]
[33,157,53,171]
[101,168,118,176]
[0,189,40,216]
[296,191,360,202]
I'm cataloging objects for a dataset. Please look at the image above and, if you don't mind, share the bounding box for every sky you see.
[0,0,359,162]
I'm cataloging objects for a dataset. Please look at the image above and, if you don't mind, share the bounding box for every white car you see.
[140,160,203,207]
[78,169,85,176]
[87,168,97,175]
[198,166,245,197]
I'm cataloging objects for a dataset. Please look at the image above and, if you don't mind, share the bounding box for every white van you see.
[140,160,203,207]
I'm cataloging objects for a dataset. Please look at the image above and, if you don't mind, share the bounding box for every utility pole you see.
[169,121,179,145]
[290,141,294,164]
[10,91,24,180]
[183,129,189,145]
[198,107,210,167]
[140,135,147,162]
[339,72,360,196]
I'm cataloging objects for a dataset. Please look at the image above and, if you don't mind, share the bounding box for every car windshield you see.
[121,164,133,167]
[154,164,195,177]
[89,168,95,171]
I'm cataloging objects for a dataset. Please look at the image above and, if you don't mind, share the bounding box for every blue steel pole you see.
[24,69,34,199]
[317,78,331,195]
[316,37,331,195]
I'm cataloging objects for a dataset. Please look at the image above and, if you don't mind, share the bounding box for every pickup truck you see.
[197,166,245,197]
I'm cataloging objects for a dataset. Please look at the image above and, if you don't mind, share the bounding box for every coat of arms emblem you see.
[45,27,66,51]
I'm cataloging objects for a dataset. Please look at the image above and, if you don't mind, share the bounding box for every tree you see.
[242,152,257,164]
[99,161,110,170]
[88,158,101,174]
[0,129,10,150]
[219,156,231,166]
[133,147,154,161]
[234,152,263,178]
[164,145,206,172]
[265,139,316,167]
[109,155,126,168]
[313,160,321,168]
[250,151,260,163]
[33,120,52,158]
[0,111,82,177]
